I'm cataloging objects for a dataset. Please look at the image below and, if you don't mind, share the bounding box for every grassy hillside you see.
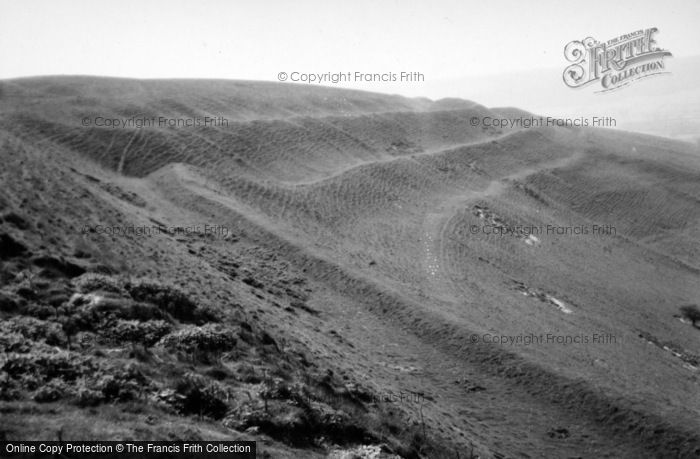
[1,77,699,458]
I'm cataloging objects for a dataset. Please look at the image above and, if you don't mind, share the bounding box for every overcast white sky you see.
[2,0,699,87]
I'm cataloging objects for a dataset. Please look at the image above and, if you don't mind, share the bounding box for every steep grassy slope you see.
[1,77,699,458]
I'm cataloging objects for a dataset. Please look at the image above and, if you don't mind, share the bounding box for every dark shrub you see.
[21,303,55,319]
[680,304,700,327]
[1,316,65,346]
[33,379,69,403]
[105,319,172,347]
[0,371,20,400]
[2,350,96,387]
[32,256,85,278]
[159,324,236,362]
[0,233,27,259]
[75,386,104,407]
[173,374,229,419]
[72,294,168,322]
[96,365,149,402]
[126,280,198,321]
[0,291,19,312]
[73,273,125,295]
[0,331,30,353]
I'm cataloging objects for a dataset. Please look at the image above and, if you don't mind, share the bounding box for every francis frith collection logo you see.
[563,28,672,92]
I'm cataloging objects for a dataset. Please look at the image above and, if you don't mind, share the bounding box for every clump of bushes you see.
[103,319,172,348]
[260,377,302,401]
[159,324,237,362]
[71,365,151,406]
[0,331,29,353]
[0,316,65,346]
[33,379,69,403]
[0,291,19,312]
[223,397,371,447]
[72,275,218,324]
[125,280,200,322]
[20,304,56,320]
[75,385,103,407]
[94,368,148,402]
[0,371,20,400]
[60,295,168,337]
[73,273,126,295]
[170,373,230,419]
[2,349,97,390]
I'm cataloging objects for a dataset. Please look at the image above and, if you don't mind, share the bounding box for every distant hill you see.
[418,55,700,141]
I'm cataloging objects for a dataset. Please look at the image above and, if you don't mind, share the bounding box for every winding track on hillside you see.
[423,151,586,302]
[290,131,519,187]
